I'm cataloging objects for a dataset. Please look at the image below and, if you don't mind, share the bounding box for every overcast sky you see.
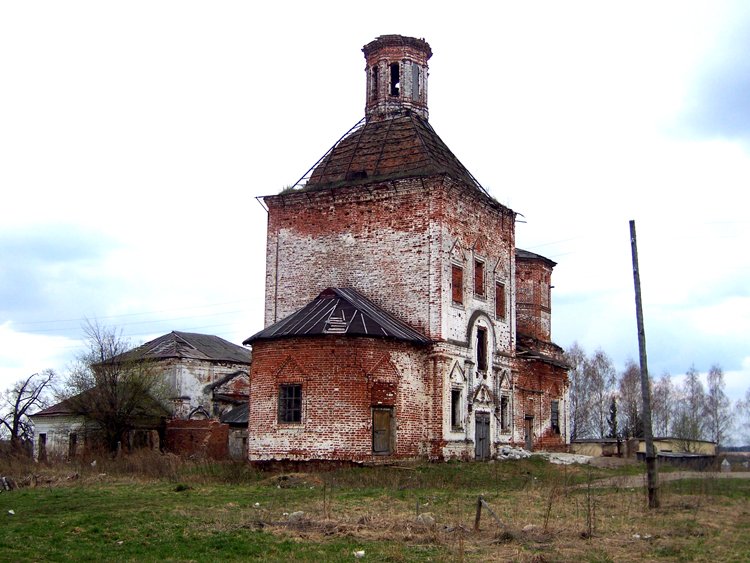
[1,1,748,406]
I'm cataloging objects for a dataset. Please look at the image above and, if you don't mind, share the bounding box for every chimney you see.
[362,35,432,122]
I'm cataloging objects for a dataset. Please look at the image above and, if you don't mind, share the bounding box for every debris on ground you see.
[497,446,532,460]
[534,452,592,465]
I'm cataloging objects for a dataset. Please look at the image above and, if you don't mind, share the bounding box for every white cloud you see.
[0,323,81,392]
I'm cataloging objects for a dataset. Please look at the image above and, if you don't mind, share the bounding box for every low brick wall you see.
[165,419,229,459]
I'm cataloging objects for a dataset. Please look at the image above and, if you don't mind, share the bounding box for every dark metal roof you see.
[294,113,492,201]
[119,331,251,365]
[31,395,79,417]
[243,287,431,345]
[516,248,557,268]
[220,402,248,426]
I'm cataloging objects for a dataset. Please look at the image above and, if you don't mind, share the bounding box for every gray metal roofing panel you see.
[243,288,430,345]
[120,332,251,364]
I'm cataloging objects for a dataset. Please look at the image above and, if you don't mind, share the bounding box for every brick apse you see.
[245,35,570,463]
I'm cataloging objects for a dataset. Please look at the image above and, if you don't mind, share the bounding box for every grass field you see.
[0,453,748,562]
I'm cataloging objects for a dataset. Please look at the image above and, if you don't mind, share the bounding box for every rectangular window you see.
[451,264,464,305]
[278,384,302,423]
[551,400,560,434]
[500,395,509,431]
[372,407,393,454]
[476,327,488,372]
[474,260,485,297]
[451,389,462,430]
[495,282,506,319]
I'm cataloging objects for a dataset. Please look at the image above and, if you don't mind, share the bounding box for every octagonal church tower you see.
[245,35,568,463]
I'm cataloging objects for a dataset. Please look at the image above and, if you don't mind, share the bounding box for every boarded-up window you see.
[278,384,302,423]
[451,389,462,430]
[500,395,509,431]
[474,260,485,297]
[412,63,419,100]
[372,407,393,454]
[476,327,488,372]
[551,400,560,434]
[452,264,464,305]
[495,282,506,319]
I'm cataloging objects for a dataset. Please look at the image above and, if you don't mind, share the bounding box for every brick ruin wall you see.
[513,358,569,451]
[164,419,229,460]
[515,259,553,342]
[264,176,515,347]
[248,337,431,462]
[264,179,434,336]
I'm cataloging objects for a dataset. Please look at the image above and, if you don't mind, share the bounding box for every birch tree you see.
[672,365,706,451]
[565,342,591,440]
[586,349,616,439]
[651,372,676,437]
[705,364,731,448]
[618,359,643,438]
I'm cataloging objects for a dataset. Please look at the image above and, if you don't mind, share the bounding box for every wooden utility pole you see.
[629,220,659,508]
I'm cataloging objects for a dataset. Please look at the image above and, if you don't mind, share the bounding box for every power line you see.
[11,298,254,327]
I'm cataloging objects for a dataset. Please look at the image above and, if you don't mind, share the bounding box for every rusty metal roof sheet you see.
[120,331,251,364]
[296,113,490,197]
[243,287,431,345]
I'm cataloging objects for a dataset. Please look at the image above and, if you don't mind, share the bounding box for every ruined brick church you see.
[244,35,569,462]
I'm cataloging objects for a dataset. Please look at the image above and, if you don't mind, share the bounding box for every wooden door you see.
[475,412,490,460]
[524,416,534,451]
[372,408,393,455]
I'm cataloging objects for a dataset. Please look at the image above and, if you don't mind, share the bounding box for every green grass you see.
[0,456,748,562]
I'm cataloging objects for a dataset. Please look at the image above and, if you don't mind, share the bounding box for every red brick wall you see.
[164,419,229,459]
[264,177,515,348]
[513,358,568,451]
[248,337,431,462]
[515,258,553,342]
[264,179,433,336]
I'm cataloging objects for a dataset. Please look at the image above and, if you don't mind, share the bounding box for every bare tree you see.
[586,349,616,439]
[735,387,750,446]
[651,372,676,437]
[64,322,169,454]
[672,365,706,451]
[705,364,732,449]
[0,370,55,454]
[618,359,643,438]
[565,342,591,440]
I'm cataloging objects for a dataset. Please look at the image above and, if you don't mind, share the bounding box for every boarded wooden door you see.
[372,408,393,455]
[475,412,490,460]
[524,416,534,451]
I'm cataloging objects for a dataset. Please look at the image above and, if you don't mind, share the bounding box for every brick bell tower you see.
[363,35,431,121]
